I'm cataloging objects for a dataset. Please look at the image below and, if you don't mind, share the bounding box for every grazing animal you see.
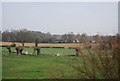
[16,47,23,55]
[6,46,11,53]
[34,47,40,55]
[54,53,63,56]
[21,51,29,55]
[11,43,16,47]
[56,53,62,56]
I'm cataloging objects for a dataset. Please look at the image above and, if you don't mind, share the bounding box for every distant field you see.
[1,42,99,48]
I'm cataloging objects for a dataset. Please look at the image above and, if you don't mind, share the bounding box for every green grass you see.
[1,47,118,79]
[2,47,76,55]
[2,47,80,79]
[2,54,84,79]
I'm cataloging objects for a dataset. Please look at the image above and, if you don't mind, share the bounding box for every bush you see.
[49,35,119,79]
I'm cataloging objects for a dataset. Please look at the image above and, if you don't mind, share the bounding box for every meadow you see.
[1,46,118,79]
[2,47,77,79]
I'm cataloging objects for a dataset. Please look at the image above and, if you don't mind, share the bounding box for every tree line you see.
[0,29,117,43]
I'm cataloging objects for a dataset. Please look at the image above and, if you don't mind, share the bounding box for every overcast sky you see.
[2,2,118,35]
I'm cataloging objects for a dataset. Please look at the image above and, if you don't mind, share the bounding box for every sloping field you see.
[1,42,100,48]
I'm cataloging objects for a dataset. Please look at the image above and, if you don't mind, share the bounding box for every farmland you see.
[1,42,99,48]
[1,45,118,79]
[1,2,119,79]
[2,47,82,79]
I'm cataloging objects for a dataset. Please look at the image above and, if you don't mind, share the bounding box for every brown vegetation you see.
[48,35,119,79]
[1,42,103,48]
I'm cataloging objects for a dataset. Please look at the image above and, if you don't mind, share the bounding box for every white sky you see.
[1,2,118,35]
[1,0,119,2]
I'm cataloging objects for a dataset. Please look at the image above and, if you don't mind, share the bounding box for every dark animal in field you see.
[16,47,23,55]
[34,47,40,55]
[35,43,39,47]
[11,43,16,47]
[6,46,11,53]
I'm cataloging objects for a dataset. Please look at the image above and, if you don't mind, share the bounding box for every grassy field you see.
[3,55,74,79]
[1,47,118,79]
[2,47,76,55]
[2,47,79,79]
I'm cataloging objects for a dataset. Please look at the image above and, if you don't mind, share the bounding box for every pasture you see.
[2,47,78,79]
[1,46,118,79]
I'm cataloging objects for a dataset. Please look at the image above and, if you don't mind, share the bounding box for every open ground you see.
[1,44,118,79]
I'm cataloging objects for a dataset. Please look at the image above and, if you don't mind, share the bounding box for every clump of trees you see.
[1,29,117,44]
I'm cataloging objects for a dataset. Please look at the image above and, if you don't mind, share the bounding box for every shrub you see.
[49,35,119,79]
